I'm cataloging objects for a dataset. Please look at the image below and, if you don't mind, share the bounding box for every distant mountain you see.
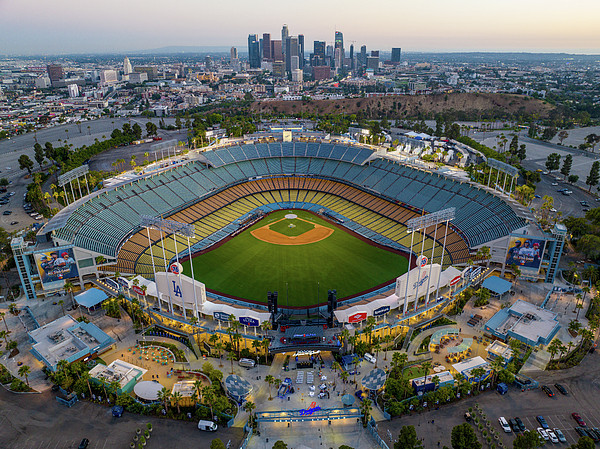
[129,46,240,54]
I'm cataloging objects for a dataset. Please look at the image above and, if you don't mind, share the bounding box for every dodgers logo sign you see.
[239,317,259,327]
[418,256,428,268]
[172,280,182,298]
[299,401,321,416]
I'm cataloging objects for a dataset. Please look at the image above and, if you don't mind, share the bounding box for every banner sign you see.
[395,265,442,300]
[299,402,322,416]
[155,272,207,310]
[373,306,391,316]
[239,316,260,327]
[34,247,79,290]
[506,236,546,271]
[348,312,367,324]
[213,311,231,321]
[132,285,145,296]
[449,276,461,286]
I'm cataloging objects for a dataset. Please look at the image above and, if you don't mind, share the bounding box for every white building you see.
[35,76,51,89]
[123,56,133,75]
[292,69,303,83]
[68,84,79,98]
[100,70,118,86]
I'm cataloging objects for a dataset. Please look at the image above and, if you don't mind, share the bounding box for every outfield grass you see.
[182,210,408,307]
[268,216,315,237]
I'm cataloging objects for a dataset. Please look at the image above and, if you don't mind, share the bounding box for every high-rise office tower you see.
[291,56,300,71]
[334,31,344,65]
[230,47,238,61]
[391,47,402,64]
[263,33,271,61]
[285,36,298,72]
[271,40,283,62]
[123,56,133,75]
[46,64,63,85]
[334,48,342,69]
[314,41,325,58]
[326,45,333,58]
[281,24,289,58]
[248,34,260,68]
[371,50,379,57]
[205,55,213,69]
[360,45,367,65]
[298,34,305,69]
[349,44,354,69]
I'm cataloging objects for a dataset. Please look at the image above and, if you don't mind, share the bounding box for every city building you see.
[298,34,305,69]
[35,76,51,89]
[262,33,271,61]
[272,61,285,78]
[366,55,379,71]
[292,69,303,83]
[99,69,118,86]
[483,299,561,347]
[334,31,344,66]
[285,36,299,73]
[281,24,289,58]
[29,314,114,372]
[134,66,158,81]
[89,359,146,395]
[271,40,283,62]
[46,64,63,86]
[360,45,367,65]
[123,56,133,75]
[248,34,261,69]
[313,66,331,80]
[128,72,148,84]
[67,84,79,98]
[391,48,402,64]
[230,46,238,62]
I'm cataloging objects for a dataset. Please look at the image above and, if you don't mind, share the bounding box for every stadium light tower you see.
[140,215,197,319]
[404,207,455,314]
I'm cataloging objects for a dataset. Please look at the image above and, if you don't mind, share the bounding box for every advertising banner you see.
[239,317,260,327]
[105,278,120,290]
[213,311,231,321]
[348,312,367,324]
[35,248,79,290]
[395,265,442,300]
[506,236,546,271]
[373,306,391,316]
[132,285,145,296]
[449,276,461,286]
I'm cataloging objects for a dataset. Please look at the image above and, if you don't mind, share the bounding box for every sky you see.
[1,0,600,55]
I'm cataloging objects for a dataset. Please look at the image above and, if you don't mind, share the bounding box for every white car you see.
[550,208,557,212]
[537,427,549,441]
[551,182,558,186]
[499,417,511,433]
[364,353,376,364]
[546,429,559,443]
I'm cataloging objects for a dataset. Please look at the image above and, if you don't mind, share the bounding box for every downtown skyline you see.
[1,0,600,55]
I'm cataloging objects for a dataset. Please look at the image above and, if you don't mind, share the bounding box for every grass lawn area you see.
[268,216,315,237]
[403,365,429,379]
[182,210,408,307]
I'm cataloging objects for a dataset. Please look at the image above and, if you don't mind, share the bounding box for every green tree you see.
[584,133,600,153]
[18,154,34,175]
[210,438,227,449]
[272,441,287,449]
[132,123,143,139]
[146,122,158,137]
[557,130,569,145]
[265,374,275,400]
[547,338,562,361]
[545,153,561,172]
[18,365,31,386]
[450,423,481,449]
[560,154,573,180]
[360,397,373,426]
[157,387,171,412]
[34,143,45,170]
[513,430,544,449]
[394,425,423,449]
[569,174,580,184]
[586,161,600,192]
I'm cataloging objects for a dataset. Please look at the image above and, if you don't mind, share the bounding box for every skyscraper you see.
[123,56,133,75]
[271,40,283,62]
[314,41,325,58]
[349,44,354,69]
[281,24,289,58]
[334,31,344,66]
[285,36,298,73]
[298,34,305,69]
[391,48,402,64]
[248,34,260,68]
[230,47,238,62]
[360,45,367,65]
[263,33,271,61]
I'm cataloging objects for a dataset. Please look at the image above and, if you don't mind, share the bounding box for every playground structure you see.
[278,378,293,398]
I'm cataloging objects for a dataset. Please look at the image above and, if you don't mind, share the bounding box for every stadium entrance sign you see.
[373,306,390,316]
[449,276,461,286]
[214,311,230,321]
[239,317,260,327]
[299,402,321,416]
[132,285,145,296]
[348,312,367,324]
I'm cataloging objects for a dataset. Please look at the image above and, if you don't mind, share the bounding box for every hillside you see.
[249,92,555,120]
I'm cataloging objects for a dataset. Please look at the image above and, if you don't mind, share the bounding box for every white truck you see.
[198,420,218,432]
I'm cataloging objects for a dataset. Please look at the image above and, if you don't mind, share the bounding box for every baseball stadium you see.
[28,135,529,319]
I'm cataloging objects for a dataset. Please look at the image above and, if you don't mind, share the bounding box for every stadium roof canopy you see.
[482,276,512,296]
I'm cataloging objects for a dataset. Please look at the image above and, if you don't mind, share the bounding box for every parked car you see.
[10,221,18,225]
[515,417,526,432]
[554,428,567,443]
[554,383,568,395]
[3,210,12,215]
[541,385,554,397]
[364,353,376,364]
[78,439,89,449]
[537,415,549,429]
[551,182,558,186]
[573,413,586,427]
[499,417,511,433]
[575,427,588,438]
[546,429,559,443]
[508,418,519,432]
[537,428,549,441]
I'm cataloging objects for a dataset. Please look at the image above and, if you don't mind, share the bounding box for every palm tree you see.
[382,335,392,361]
[216,342,224,367]
[193,379,203,403]
[489,357,504,385]
[0,311,8,332]
[575,303,584,321]
[56,359,70,379]
[352,356,360,383]
[260,320,271,337]
[58,299,66,316]
[569,320,582,336]
[360,398,373,426]
[261,338,270,361]
[265,374,274,400]
[471,367,487,393]
[98,378,109,401]
[18,365,31,386]
[251,339,261,358]
[421,361,432,377]
[372,338,382,368]
[109,380,121,399]
[392,352,408,375]
[64,282,75,309]
[80,370,93,398]
[273,378,282,397]
[158,387,171,412]
[341,328,350,353]
[0,330,10,345]
[226,351,236,374]
[203,386,215,419]
[243,401,256,425]
[171,391,183,414]
[340,370,349,394]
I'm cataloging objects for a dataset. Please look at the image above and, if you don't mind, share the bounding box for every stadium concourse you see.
[14,133,536,355]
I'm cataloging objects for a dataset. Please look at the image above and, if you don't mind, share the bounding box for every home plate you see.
[285,214,298,219]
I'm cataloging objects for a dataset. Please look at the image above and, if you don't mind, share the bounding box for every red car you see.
[572,413,586,427]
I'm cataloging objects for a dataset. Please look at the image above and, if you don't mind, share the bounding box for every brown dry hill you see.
[250,93,555,119]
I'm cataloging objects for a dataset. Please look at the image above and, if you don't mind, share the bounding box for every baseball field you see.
[182,209,408,307]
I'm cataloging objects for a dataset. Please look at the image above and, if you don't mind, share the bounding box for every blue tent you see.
[75,288,108,310]
[482,276,512,296]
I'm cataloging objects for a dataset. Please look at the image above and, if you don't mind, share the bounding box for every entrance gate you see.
[255,405,362,423]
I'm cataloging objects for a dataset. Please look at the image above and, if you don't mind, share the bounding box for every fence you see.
[367,418,390,449]
[239,421,253,449]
